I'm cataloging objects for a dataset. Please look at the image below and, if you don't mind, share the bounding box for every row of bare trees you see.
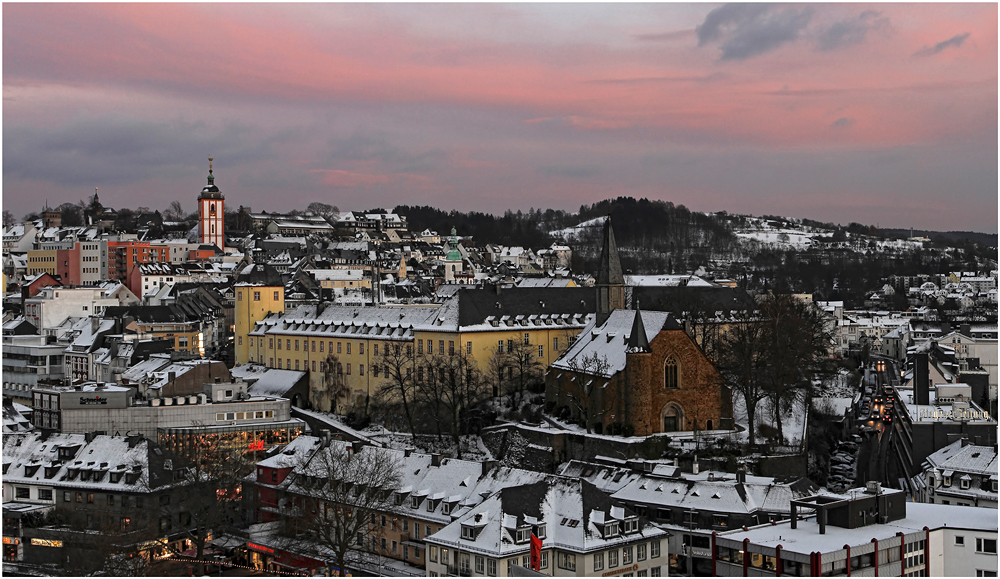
[317,337,549,458]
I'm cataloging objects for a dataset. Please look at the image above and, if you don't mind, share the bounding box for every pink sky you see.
[3,3,996,232]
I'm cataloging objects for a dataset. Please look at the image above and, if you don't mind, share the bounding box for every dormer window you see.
[535,524,546,540]
[461,525,478,541]
[515,528,532,544]
[110,471,122,483]
[426,499,436,512]
[603,522,619,538]
[623,518,639,534]
[443,502,453,516]
[960,476,971,490]
[411,495,423,509]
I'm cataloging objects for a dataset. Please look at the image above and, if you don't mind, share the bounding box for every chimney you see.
[351,441,364,453]
[960,324,972,337]
[91,316,100,334]
[431,453,442,467]
[736,465,747,484]
[168,371,176,383]
[127,435,141,448]
[404,448,412,458]
[914,353,930,405]
[481,459,498,478]
[85,432,96,443]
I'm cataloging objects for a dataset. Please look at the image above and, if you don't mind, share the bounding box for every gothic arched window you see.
[665,356,679,389]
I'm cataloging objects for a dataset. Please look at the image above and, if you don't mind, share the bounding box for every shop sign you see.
[30,538,63,547]
[248,542,274,554]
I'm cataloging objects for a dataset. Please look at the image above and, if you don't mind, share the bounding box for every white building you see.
[23,283,138,330]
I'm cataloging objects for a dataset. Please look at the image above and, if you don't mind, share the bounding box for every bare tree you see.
[166,439,254,573]
[281,442,402,574]
[320,353,350,413]
[163,200,185,222]
[2,209,15,228]
[713,312,770,446]
[374,341,417,437]
[417,349,489,458]
[485,344,509,400]
[504,335,543,407]
[563,352,612,433]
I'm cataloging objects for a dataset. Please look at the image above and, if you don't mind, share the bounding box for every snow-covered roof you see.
[427,477,668,557]
[924,439,997,476]
[550,310,675,377]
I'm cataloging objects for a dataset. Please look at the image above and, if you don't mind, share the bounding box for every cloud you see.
[311,168,430,188]
[697,4,813,60]
[815,10,890,52]
[831,117,855,129]
[913,32,970,57]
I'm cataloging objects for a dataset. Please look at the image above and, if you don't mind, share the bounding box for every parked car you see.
[831,454,852,465]
[838,442,859,452]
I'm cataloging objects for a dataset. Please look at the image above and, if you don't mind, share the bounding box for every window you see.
[347,364,351,375]
[957,536,965,546]
[977,538,997,554]
[439,340,445,355]
[337,342,342,353]
[637,543,647,561]
[417,341,423,354]
[594,552,604,572]
[541,552,548,569]
[274,291,280,300]
[553,337,559,351]
[238,336,243,345]
[15,487,29,499]
[507,339,513,352]
[609,549,619,568]
[467,342,472,355]
[977,571,998,577]
[498,340,504,353]
[39,489,52,501]
[665,356,679,389]
[623,546,633,565]
[557,552,576,571]
[487,559,497,576]
[312,360,316,372]
[76,492,83,503]
[359,364,364,376]
[64,491,72,502]
[347,343,352,354]
[286,339,291,350]
[539,345,544,357]
[650,541,661,558]
[295,339,299,351]
[651,567,661,577]
[961,477,971,490]
[254,291,261,301]
[449,341,455,355]
[312,340,316,352]
[108,494,115,505]
[319,341,324,352]
[476,556,485,574]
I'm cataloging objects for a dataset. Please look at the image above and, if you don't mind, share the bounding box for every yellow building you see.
[306,269,372,290]
[26,249,59,276]
[240,287,596,413]
[234,284,285,364]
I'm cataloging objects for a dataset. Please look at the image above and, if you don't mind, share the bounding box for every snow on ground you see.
[364,429,494,462]
[731,393,809,448]
[815,369,859,398]
[735,228,816,250]
[549,216,607,242]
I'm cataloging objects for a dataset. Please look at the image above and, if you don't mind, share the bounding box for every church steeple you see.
[626,308,651,353]
[596,215,626,324]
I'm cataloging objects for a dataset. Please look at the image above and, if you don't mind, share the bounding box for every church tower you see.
[596,215,625,324]
[443,226,463,282]
[198,156,225,249]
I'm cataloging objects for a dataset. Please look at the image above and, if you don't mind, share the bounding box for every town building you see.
[712,484,998,577]
[425,477,669,578]
[2,334,67,405]
[914,438,997,508]
[23,283,138,331]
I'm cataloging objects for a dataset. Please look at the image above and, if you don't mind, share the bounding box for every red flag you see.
[530,533,542,571]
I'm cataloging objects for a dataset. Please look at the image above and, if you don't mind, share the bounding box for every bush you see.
[345,411,371,430]
[530,395,544,406]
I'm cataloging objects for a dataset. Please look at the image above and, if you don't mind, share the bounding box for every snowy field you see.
[549,216,606,242]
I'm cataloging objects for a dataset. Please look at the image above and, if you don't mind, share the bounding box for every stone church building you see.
[545,217,733,435]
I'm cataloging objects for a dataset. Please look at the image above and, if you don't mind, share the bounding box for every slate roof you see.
[596,217,624,286]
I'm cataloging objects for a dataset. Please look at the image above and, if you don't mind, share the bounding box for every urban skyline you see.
[3,3,997,232]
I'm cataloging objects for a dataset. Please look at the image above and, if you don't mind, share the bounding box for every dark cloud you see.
[831,117,855,128]
[697,3,813,60]
[815,10,890,52]
[914,33,970,57]
[3,113,282,188]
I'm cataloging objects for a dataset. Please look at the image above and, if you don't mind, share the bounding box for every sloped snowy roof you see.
[924,439,997,476]
[550,310,675,377]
